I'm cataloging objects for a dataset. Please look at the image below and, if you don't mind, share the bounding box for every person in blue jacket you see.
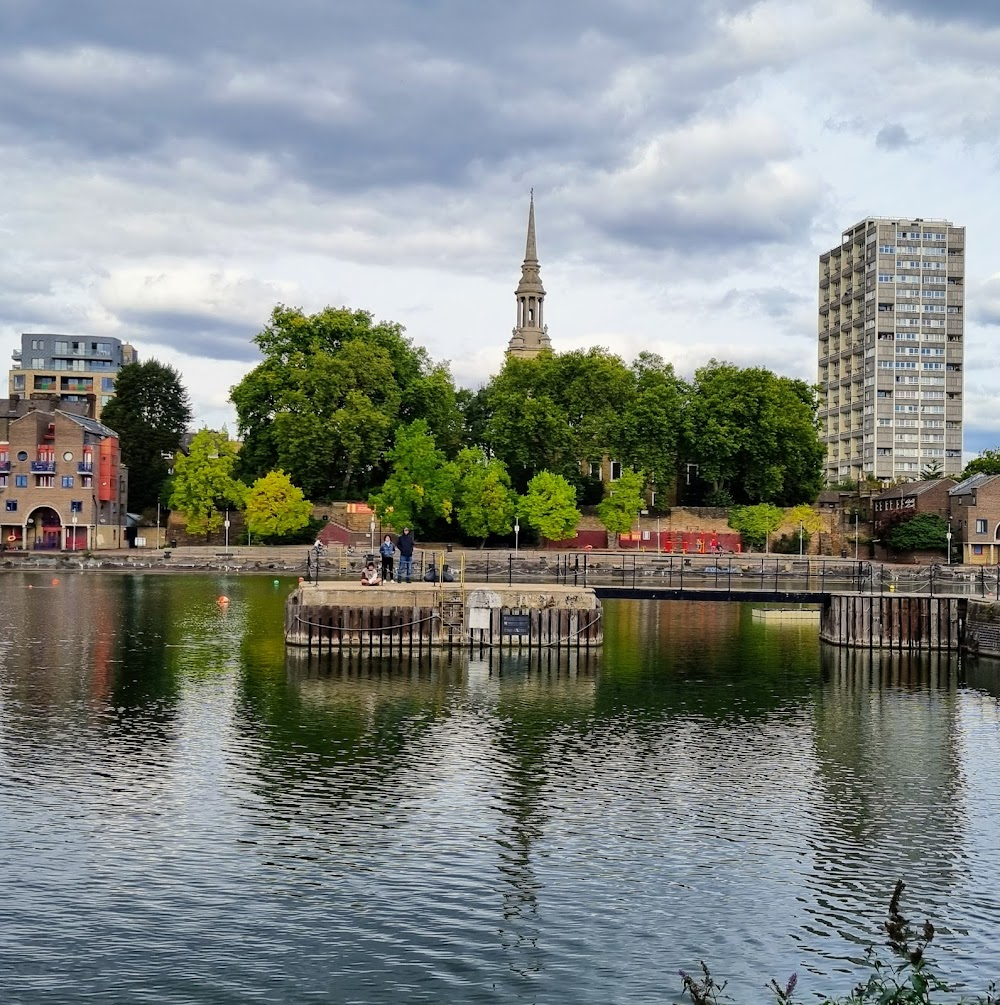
[379,534,395,582]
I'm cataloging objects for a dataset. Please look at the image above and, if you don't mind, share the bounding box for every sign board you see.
[501,614,531,636]
[468,607,491,631]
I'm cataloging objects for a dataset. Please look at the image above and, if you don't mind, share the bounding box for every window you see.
[30,358,44,368]
[70,500,83,513]
[14,475,27,487]
[12,375,24,391]
[61,476,74,488]
[101,377,115,391]
[589,462,602,480]
[974,545,984,556]
[54,341,68,354]
[5,500,15,512]
[30,339,44,350]
[977,519,988,534]
[36,475,54,488]
[610,461,622,481]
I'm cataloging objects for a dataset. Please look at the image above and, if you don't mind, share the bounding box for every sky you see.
[1,0,999,454]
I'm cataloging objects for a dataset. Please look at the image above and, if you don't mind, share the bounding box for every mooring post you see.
[486,554,490,583]
[574,554,579,586]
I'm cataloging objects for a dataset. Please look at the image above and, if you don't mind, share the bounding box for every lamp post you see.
[369,514,376,554]
[224,509,230,554]
[156,501,161,550]
[799,521,804,557]
[72,515,78,552]
[854,512,859,562]
[947,521,953,566]
[514,516,520,556]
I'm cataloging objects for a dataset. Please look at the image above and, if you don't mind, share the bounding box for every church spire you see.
[508,191,552,359]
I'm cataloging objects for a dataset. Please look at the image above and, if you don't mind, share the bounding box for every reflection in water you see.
[0,580,999,1002]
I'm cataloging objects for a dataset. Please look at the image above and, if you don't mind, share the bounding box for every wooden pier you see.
[819,593,965,651]
[284,582,603,653]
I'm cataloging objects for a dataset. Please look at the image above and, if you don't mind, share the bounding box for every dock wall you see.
[819,594,964,650]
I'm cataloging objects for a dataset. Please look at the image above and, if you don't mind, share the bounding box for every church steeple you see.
[508,191,552,358]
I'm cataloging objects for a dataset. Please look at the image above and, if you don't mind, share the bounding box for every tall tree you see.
[682,361,824,506]
[169,429,245,536]
[454,448,518,546]
[230,305,462,499]
[961,448,1000,480]
[99,360,192,512]
[367,421,458,534]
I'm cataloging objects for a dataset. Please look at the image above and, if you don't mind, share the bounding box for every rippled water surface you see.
[1,572,1000,1003]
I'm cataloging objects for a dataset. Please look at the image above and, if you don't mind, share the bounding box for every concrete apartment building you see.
[9,333,138,421]
[0,399,127,551]
[818,217,965,484]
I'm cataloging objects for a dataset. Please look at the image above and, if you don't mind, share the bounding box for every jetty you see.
[285,581,603,653]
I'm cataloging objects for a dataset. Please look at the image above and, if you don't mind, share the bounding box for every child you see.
[360,561,382,586]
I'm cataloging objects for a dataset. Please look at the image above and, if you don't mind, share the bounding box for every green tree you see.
[483,348,634,492]
[682,361,825,506]
[887,513,948,552]
[454,448,518,546]
[99,360,192,513]
[728,503,783,551]
[169,429,246,536]
[368,420,458,533]
[612,353,686,497]
[230,305,462,499]
[244,470,312,541]
[596,467,645,546]
[962,448,1000,480]
[920,460,944,480]
[519,471,581,542]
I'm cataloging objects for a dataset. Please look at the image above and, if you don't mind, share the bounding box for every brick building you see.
[0,400,127,551]
[949,474,1000,565]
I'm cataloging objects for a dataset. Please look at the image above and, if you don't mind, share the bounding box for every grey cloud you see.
[717,286,810,320]
[876,0,1000,25]
[113,309,261,362]
[875,123,914,150]
[970,277,1000,326]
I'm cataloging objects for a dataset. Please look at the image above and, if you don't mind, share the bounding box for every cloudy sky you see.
[2,0,1000,453]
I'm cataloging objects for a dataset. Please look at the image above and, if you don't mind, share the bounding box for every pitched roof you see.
[58,410,118,438]
[875,478,955,501]
[949,473,1000,497]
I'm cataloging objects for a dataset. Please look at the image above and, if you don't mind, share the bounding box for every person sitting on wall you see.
[360,561,382,586]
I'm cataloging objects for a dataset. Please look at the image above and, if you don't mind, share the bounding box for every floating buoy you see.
[26,584,33,589]
[51,578,59,586]
[218,595,230,606]
[273,579,280,586]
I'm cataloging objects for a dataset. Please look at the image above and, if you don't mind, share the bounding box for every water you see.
[1,572,999,1003]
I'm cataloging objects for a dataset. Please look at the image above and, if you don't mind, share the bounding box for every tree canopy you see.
[169,429,245,536]
[596,467,645,543]
[682,361,825,506]
[886,513,948,552]
[230,305,462,501]
[519,471,581,542]
[962,448,1000,481]
[99,360,192,513]
[244,470,312,541]
[728,503,783,551]
[454,448,518,546]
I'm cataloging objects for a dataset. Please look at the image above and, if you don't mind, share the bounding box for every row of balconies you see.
[0,460,93,474]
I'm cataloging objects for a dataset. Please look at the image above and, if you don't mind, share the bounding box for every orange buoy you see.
[218,595,230,605]
[51,578,59,586]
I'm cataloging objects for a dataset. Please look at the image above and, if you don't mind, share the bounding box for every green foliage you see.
[786,504,823,535]
[682,361,825,506]
[230,305,461,500]
[453,448,518,544]
[962,448,1000,481]
[168,429,246,536]
[920,460,944,480]
[244,470,312,541]
[519,471,581,542]
[680,880,998,1005]
[368,420,458,534]
[887,513,948,552]
[99,360,192,513]
[728,503,783,551]
[771,530,810,554]
[596,467,645,540]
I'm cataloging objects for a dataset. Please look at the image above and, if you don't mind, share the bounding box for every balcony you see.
[77,462,94,474]
[0,460,9,473]
[30,460,55,473]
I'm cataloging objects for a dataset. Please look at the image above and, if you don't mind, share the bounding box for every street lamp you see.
[947,521,953,566]
[854,512,859,562]
[799,521,804,557]
[224,509,231,554]
[369,514,376,554]
[514,516,520,556]
[72,515,78,552]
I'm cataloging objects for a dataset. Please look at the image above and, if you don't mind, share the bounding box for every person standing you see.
[379,533,395,583]
[397,527,415,583]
